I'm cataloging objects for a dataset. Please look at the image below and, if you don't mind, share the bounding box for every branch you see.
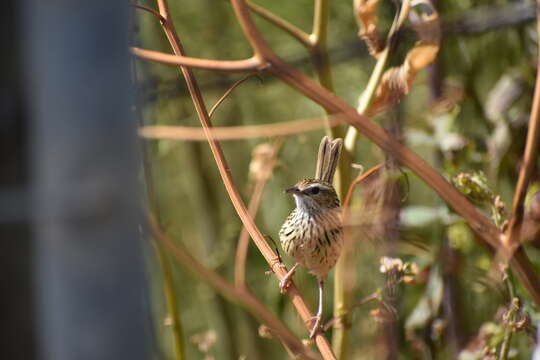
[131,47,264,72]
[209,73,261,118]
[505,0,540,250]
[343,163,385,209]
[247,1,311,48]
[138,114,346,141]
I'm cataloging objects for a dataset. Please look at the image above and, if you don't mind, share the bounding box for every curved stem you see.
[132,4,166,22]
[208,73,261,118]
[131,47,264,72]
[247,1,311,48]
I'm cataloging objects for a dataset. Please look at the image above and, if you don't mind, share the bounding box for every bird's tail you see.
[315,136,343,183]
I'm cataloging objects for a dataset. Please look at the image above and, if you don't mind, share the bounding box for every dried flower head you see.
[379,257,418,280]
[249,143,277,181]
[258,324,273,339]
[191,329,217,354]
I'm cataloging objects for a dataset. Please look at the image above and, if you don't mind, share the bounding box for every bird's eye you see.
[310,186,320,195]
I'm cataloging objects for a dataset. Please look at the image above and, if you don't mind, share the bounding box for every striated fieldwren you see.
[279,136,343,338]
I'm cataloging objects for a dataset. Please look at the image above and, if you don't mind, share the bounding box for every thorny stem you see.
[148,1,337,358]
[505,0,540,251]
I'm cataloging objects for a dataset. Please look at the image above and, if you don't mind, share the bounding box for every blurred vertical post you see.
[25,1,151,359]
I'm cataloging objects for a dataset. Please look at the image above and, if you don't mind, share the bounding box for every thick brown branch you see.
[131,47,264,72]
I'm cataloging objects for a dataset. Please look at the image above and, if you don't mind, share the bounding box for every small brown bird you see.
[279,136,343,338]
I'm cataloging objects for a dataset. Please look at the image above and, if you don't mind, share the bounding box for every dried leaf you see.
[354,0,385,57]
[366,1,440,116]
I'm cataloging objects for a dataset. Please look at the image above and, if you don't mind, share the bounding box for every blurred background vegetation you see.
[132,0,540,359]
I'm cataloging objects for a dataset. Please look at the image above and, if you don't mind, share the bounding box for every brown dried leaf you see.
[367,2,440,116]
[354,0,385,57]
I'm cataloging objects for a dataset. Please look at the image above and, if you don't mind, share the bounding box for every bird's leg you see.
[309,279,324,339]
[279,263,300,294]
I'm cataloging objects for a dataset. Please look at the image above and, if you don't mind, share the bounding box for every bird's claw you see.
[278,263,299,294]
[279,276,292,294]
[308,314,323,339]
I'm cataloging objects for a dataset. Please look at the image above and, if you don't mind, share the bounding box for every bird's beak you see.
[285,186,301,194]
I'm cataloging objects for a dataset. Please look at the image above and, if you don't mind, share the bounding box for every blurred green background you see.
[132,0,540,359]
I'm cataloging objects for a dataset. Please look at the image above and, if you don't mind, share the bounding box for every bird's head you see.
[285,179,340,213]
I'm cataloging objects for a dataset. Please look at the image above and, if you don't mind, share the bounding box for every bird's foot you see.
[278,272,294,294]
[278,263,299,294]
[308,314,323,339]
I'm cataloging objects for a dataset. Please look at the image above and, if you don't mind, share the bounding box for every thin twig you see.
[131,47,264,72]
[132,4,166,22]
[208,72,261,118]
[247,1,312,48]
[343,163,386,210]
[148,217,318,360]
[138,113,346,141]
[505,0,540,251]
[150,1,337,357]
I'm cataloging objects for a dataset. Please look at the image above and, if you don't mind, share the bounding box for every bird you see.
[279,136,344,339]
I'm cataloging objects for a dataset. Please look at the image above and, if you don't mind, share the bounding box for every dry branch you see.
[138,114,346,141]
